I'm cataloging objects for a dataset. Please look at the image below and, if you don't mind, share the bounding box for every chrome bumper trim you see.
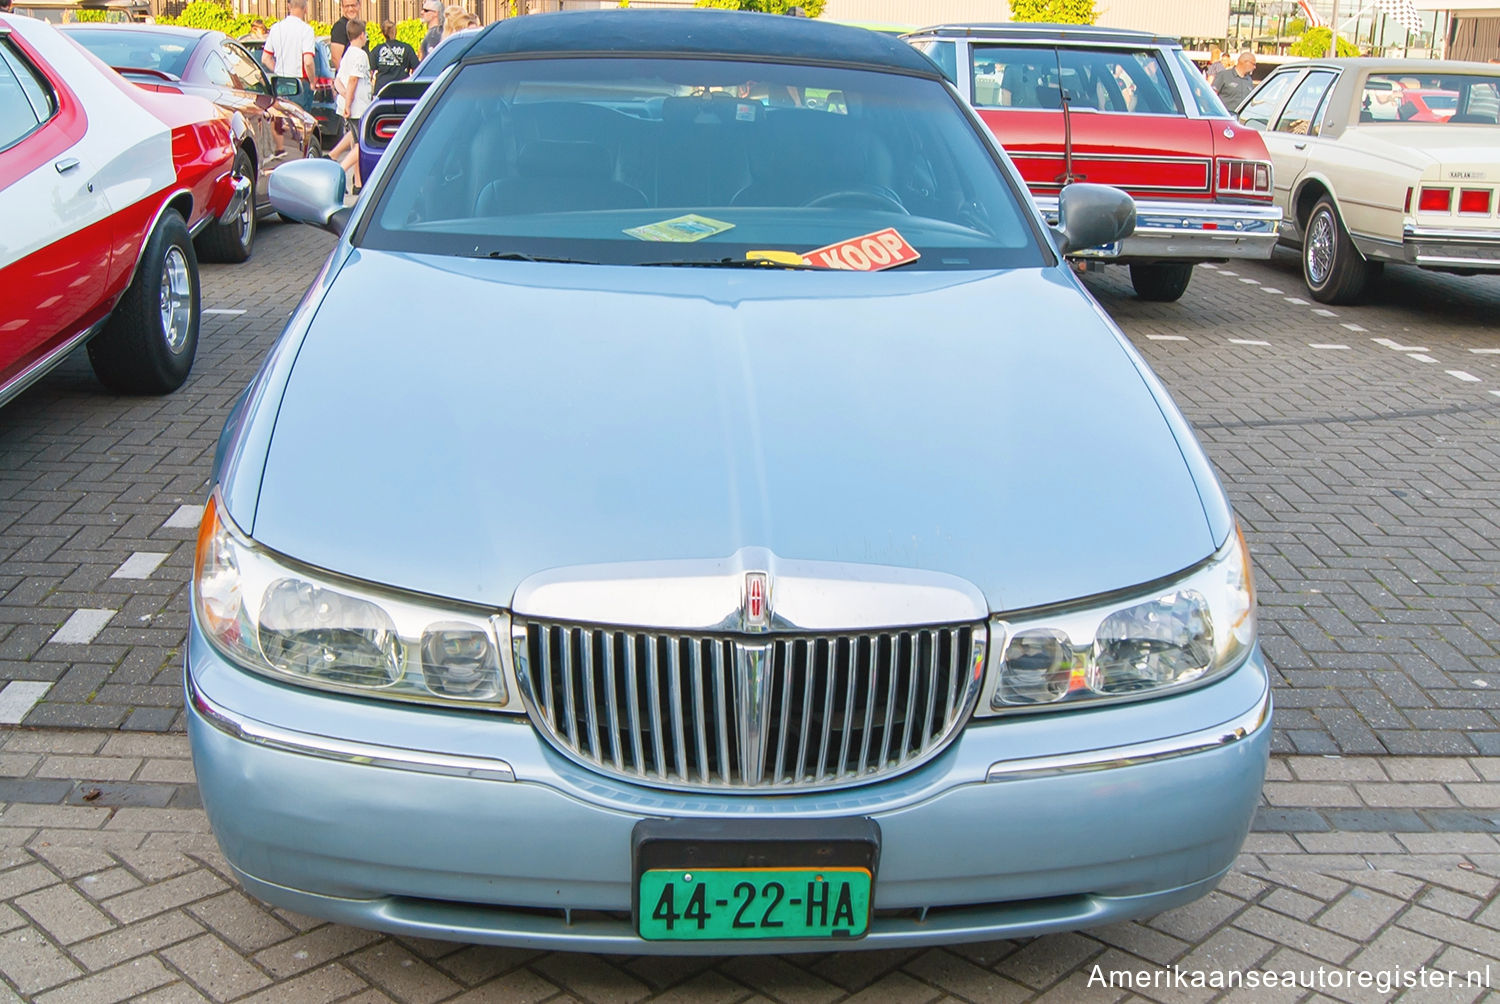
[187,671,517,782]
[985,683,1271,782]
[1399,224,1500,269]
[1036,196,1282,261]
[215,173,253,227]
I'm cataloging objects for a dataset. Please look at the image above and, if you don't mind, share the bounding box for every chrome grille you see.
[515,621,985,790]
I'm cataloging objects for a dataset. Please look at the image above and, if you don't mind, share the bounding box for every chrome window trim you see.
[985,682,1270,781]
[187,670,518,782]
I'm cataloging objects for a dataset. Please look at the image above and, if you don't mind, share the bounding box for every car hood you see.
[249,249,1219,615]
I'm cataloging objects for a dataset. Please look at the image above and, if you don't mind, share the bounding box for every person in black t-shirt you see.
[329,0,359,70]
[370,20,419,97]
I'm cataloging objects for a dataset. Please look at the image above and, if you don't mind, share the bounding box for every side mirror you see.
[1052,183,1135,256]
[273,75,304,97]
[268,158,350,236]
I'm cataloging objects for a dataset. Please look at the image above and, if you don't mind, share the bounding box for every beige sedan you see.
[1236,58,1500,303]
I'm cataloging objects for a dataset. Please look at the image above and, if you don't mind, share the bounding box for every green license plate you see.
[639,867,871,941]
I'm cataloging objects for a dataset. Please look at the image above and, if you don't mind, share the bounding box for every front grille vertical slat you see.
[580,630,601,761]
[623,633,645,775]
[711,641,732,783]
[522,620,982,791]
[690,640,710,784]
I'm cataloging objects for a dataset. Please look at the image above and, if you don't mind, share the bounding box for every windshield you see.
[1360,72,1500,124]
[63,28,195,76]
[361,56,1046,270]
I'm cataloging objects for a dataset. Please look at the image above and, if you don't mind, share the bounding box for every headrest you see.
[517,140,612,179]
[661,94,761,125]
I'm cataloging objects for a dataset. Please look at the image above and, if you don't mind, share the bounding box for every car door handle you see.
[54,157,80,173]
[1293,142,1307,150]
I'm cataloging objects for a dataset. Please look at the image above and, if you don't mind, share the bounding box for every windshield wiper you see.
[461,250,598,264]
[638,257,822,270]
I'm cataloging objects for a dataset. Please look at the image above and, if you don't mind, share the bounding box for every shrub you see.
[1008,0,1097,23]
[1290,27,1359,57]
[694,0,828,19]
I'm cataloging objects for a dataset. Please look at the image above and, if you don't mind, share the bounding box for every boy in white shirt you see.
[334,19,373,193]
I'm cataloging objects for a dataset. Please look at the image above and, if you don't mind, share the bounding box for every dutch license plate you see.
[638,867,871,940]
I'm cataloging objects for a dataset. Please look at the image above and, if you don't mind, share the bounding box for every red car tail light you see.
[1216,159,1273,198]
[313,76,334,90]
[1459,189,1492,214]
[1418,187,1452,212]
[371,116,404,141]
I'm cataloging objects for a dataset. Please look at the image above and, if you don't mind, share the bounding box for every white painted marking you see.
[111,552,168,580]
[1260,287,1284,294]
[1340,323,1367,332]
[203,308,246,316]
[1239,277,1260,284]
[1229,339,1271,346]
[1374,337,1428,352]
[1146,335,1189,341]
[1313,308,1338,317]
[1491,390,1500,398]
[162,504,204,530]
[1470,348,1500,355]
[1310,343,1350,350]
[1408,354,1438,363]
[1200,263,1218,270]
[1284,297,1309,305]
[1219,270,1238,276]
[48,609,115,645]
[0,682,53,725]
[1447,370,1482,383]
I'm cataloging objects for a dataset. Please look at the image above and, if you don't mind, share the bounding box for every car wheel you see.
[1302,196,1381,305]
[194,149,257,264]
[87,209,200,395]
[1128,262,1194,302]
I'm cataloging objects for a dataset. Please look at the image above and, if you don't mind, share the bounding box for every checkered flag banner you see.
[1376,0,1427,34]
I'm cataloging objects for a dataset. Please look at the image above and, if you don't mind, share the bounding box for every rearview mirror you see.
[268,158,350,236]
[1052,183,1135,256]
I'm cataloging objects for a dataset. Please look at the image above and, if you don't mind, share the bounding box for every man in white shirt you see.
[262,0,316,86]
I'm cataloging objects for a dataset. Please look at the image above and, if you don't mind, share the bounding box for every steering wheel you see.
[804,186,909,214]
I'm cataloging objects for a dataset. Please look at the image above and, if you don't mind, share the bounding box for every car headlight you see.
[981,525,1255,714]
[192,491,515,710]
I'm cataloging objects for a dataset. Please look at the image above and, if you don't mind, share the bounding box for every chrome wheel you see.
[1305,209,1335,287]
[159,246,193,354]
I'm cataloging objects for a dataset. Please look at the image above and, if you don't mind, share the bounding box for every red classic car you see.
[905,23,1282,301]
[0,13,244,406]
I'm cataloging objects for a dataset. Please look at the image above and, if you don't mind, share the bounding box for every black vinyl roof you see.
[464,10,943,78]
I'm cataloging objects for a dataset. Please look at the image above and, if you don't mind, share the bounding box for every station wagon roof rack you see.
[907,23,1182,47]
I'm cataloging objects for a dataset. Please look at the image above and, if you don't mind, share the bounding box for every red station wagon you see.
[906,23,1283,301]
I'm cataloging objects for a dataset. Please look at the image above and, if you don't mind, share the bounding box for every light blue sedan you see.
[189,9,1270,954]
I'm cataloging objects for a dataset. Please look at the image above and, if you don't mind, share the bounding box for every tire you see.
[1302,196,1382,305]
[87,210,200,395]
[194,149,256,264]
[1129,262,1194,302]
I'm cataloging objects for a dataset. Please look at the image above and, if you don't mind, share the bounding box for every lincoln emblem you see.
[744,571,769,630]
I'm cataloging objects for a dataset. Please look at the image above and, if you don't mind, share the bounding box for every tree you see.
[695,0,827,17]
[1007,0,1098,23]
[1290,26,1359,57]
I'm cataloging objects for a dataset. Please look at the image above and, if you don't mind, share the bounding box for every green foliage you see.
[1007,0,1097,23]
[73,9,110,20]
[1290,26,1358,57]
[1286,16,1307,35]
[395,18,427,48]
[693,0,827,19]
[168,0,238,30]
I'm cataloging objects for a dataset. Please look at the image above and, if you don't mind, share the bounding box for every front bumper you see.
[1037,196,1282,263]
[186,624,1271,954]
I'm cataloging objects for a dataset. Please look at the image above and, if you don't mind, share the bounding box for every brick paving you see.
[0,732,1495,1002]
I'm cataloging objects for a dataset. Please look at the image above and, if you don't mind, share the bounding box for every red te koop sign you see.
[802,228,920,271]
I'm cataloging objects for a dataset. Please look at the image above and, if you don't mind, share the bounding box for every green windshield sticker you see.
[624,215,736,243]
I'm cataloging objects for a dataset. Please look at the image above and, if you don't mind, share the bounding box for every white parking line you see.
[1491,390,1500,398]
[162,504,204,530]
[1447,370,1482,382]
[1284,297,1309,305]
[1229,339,1272,345]
[111,552,168,580]
[203,308,247,316]
[1309,343,1350,350]
[1260,287,1284,294]
[1341,323,1367,332]
[0,682,52,725]
[1313,308,1338,317]
[1239,277,1260,284]
[1200,263,1218,270]
[1374,338,1428,352]
[1146,335,1189,341]
[49,609,115,645]
[1470,348,1500,354]
[1219,270,1238,276]
[1408,354,1438,363]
